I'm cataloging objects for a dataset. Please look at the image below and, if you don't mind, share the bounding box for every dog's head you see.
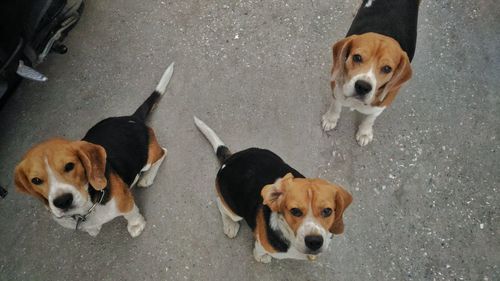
[261,173,352,255]
[331,33,412,106]
[14,139,107,218]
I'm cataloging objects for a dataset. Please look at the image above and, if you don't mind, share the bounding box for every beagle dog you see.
[322,0,419,146]
[14,63,174,237]
[194,117,352,263]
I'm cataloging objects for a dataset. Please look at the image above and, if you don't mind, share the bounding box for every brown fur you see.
[146,127,165,165]
[108,172,134,213]
[13,138,130,210]
[254,207,277,253]
[261,173,352,235]
[14,139,105,204]
[331,33,412,107]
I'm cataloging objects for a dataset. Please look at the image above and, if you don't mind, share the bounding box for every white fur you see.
[294,203,331,253]
[155,62,174,95]
[46,159,152,237]
[193,116,225,153]
[365,0,374,8]
[322,68,386,146]
[46,159,91,218]
[124,204,146,237]
[253,207,332,263]
[216,197,242,238]
[138,148,167,187]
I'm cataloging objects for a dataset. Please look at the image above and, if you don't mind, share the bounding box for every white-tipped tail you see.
[193,116,225,153]
[155,62,175,95]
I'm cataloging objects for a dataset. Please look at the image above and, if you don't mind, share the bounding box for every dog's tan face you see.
[14,139,107,217]
[262,173,352,255]
[331,32,412,106]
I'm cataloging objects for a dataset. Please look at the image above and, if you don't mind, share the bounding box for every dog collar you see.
[71,189,106,230]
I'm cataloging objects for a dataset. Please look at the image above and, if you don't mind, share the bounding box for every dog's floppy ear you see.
[377,51,412,105]
[14,161,31,195]
[14,162,49,205]
[329,184,353,234]
[74,141,107,190]
[261,173,294,212]
[331,35,355,82]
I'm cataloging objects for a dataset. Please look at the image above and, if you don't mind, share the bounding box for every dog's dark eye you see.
[321,208,333,217]
[290,208,303,217]
[381,65,392,74]
[352,54,362,63]
[64,162,75,172]
[31,177,43,185]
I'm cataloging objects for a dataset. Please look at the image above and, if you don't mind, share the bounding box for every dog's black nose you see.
[305,235,324,251]
[354,80,372,96]
[53,193,73,210]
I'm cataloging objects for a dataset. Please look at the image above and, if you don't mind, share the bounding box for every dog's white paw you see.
[137,174,154,188]
[86,226,101,237]
[356,129,373,146]
[322,114,338,131]
[253,248,272,263]
[127,216,146,238]
[223,219,240,238]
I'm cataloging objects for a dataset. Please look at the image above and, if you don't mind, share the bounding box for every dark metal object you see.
[0,185,7,198]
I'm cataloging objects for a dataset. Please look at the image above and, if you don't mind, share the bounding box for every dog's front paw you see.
[253,247,272,263]
[127,216,146,238]
[356,129,373,146]
[86,226,101,237]
[322,114,338,131]
[223,220,240,238]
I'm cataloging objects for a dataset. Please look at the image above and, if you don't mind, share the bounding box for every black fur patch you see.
[216,148,304,252]
[216,146,231,164]
[347,0,419,61]
[82,116,149,189]
[132,91,162,121]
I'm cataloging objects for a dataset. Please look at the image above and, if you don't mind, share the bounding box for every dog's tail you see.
[132,62,175,121]
[193,116,232,164]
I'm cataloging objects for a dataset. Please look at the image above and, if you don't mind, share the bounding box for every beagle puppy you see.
[194,117,352,263]
[322,0,419,146]
[14,63,174,237]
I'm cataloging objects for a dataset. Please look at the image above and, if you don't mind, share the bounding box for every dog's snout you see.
[354,80,372,96]
[53,193,73,210]
[305,235,324,251]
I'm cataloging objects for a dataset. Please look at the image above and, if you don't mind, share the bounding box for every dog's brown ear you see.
[329,184,353,235]
[14,162,31,195]
[377,51,412,106]
[261,173,294,212]
[14,162,49,205]
[331,36,355,82]
[74,141,107,190]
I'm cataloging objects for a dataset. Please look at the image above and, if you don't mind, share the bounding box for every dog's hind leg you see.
[216,196,242,238]
[138,128,167,188]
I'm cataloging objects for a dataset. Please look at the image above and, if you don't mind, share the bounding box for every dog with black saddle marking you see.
[322,0,420,146]
[14,63,174,237]
[194,117,353,263]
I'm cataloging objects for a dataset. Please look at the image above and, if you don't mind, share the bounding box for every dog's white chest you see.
[334,88,385,116]
[52,199,120,231]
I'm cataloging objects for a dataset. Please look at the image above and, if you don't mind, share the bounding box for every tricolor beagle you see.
[194,117,352,263]
[322,0,420,146]
[14,63,174,237]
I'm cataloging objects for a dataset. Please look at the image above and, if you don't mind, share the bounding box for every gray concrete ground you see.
[0,0,499,280]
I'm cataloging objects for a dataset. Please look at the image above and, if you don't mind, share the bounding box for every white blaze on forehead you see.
[45,158,88,216]
[294,190,331,253]
[301,200,323,235]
